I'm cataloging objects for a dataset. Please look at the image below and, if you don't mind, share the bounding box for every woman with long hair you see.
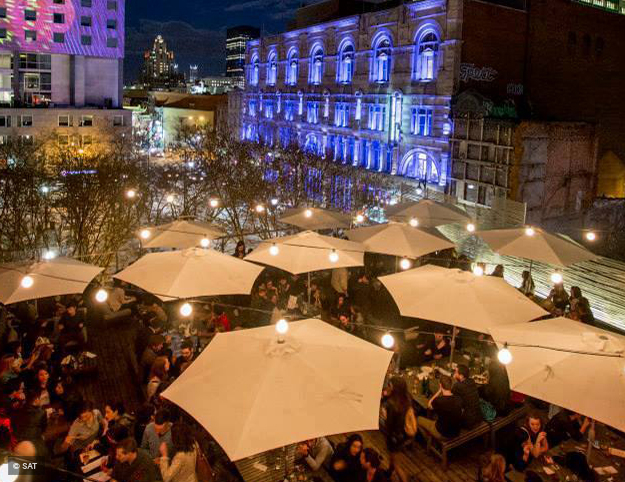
[479,454,506,482]
[383,376,412,482]
[514,413,549,470]
[146,356,170,401]
[329,434,364,482]
[159,422,198,482]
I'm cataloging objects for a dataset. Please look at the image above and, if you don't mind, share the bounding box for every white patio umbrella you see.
[114,248,263,301]
[490,317,625,432]
[0,257,103,305]
[385,199,471,227]
[161,318,393,460]
[346,222,455,259]
[279,207,352,230]
[379,265,548,333]
[245,231,364,274]
[476,227,598,267]
[139,219,225,250]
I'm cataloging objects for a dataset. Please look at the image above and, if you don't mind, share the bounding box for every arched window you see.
[309,45,324,85]
[402,151,440,183]
[372,37,391,83]
[337,42,354,84]
[250,55,259,86]
[305,133,320,155]
[266,51,277,86]
[415,31,439,81]
[286,49,298,86]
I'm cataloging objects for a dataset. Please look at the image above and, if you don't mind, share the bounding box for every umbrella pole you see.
[586,419,596,462]
[529,259,533,275]
[307,272,311,305]
[449,329,456,369]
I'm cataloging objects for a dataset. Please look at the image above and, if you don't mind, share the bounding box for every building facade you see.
[140,35,184,90]
[241,0,462,187]
[226,26,260,88]
[0,0,129,146]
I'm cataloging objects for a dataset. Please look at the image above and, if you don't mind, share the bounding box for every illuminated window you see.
[411,107,433,136]
[368,105,386,131]
[309,46,324,85]
[307,101,320,124]
[25,10,36,21]
[80,115,93,127]
[415,31,439,81]
[53,32,65,43]
[337,42,354,84]
[266,51,277,86]
[286,49,298,86]
[250,55,259,86]
[0,116,11,127]
[58,115,70,127]
[334,103,350,127]
[20,116,33,127]
[0,7,6,18]
[373,37,391,83]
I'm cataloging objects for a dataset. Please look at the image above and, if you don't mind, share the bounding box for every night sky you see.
[125,0,306,84]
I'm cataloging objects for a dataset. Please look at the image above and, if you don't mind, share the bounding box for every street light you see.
[209,198,219,208]
[585,231,596,241]
[125,189,136,199]
[140,229,151,240]
[200,237,210,248]
[466,223,476,233]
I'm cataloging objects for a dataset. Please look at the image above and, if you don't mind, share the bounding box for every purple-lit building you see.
[0,0,129,147]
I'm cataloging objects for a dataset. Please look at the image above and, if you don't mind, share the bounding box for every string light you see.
[166,194,175,203]
[95,289,108,303]
[255,204,265,213]
[269,243,279,256]
[200,237,210,248]
[43,250,57,260]
[180,302,193,317]
[125,189,136,199]
[355,214,365,224]
[276,319,289,335]
[329,250,339,263]
[409,218,419,228]
[416,187,423,196]
[21,275,34,288]
[525,227,535,237]
[400,258,412,270]
[140,229,151,239]
[381,333,395,349]
[466,223,476,233]
[209,198,219,208]
[551,271,563,284]
[472,265,484,276]
[304,209,313,218]
[585,231,596,242]
[497,344,512,365]
[40,186,49,194]
[271,198,279,206]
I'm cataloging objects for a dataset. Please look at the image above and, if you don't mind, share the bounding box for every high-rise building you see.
[0,0,130,148]
[189,65,199,84]
[226,26,260,88]
[141,35,183,89]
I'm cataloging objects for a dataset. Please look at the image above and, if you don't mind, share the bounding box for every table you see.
[79,449,110,482]
[235,444,334,482]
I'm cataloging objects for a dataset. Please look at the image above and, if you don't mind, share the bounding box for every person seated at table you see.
[295,437,334,472]
[452,364,482,428]
[490,265,504,278]
[481,355,511,416]
[329,434,363,482]
[141,409,173,459]
[146,356,170,401]
[144,298,168,327]
[2,378,25,413]
[577,298,595,326]
[97,423,129,472]
[418,375,463,439]
[519,270,535,297]
[478,453,506,482]
[568,286,583,314]
[512,413,549,471]
[158,422,198,482]
[108,437,158,482]
[104,401,135,437]
[107,280,136,314]
[358,448,389,482]
[61,400,104,454]
[330,295,350,323]
[546,409,590,447]
[211,306,231,332]
[170,341,196,378]
[547,283,569,315]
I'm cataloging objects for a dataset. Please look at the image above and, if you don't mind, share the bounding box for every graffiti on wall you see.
[460,63,498,83]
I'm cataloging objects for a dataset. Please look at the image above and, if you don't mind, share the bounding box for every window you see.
[286,49,298,86]
[25,10,36,21]
[107,38,118,48]
[309,46,324,85]
[411,107,433,136]
[266,51,277,86]
[53,0,65,3]
[334,103,350,128]
[250,56,259,86]
[264,100,274,119]
[107,0,117,10]
[20,116,33,127]
[113,115,124,126]
[80,115,93,127]
[0,29,5,39]
[53,32,65,43]
[58,135,69,146]
[284,100,296,121]
[25,31,37,42]
[373,37,391,83]
[0,115,11,127]
[81,16,92,27]
[337,42,354,84]
[582,33,591,55]
[54,13,65,23]
[368,105,386,131]
[415,31,439,81]
[81,0,92,7]
[107,19,117,29]
[0,7,6,17]
[81,135,92,146]
[355,97,362,120]
[248,99,257,117]
[307,101,320,124]
[20,135,34,145]
[58,115,70,127]
[81,35,92,46]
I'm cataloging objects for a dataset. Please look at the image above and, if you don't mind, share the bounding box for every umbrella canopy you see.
[245,231,364,274]
[385,199,471,227]
[162,318,393,460]
[475,227,598,267]
[0,257,103,305]
[379,265,548,333]
[139,219,225,250]
[490,317,625,432]
[279,207,352,230]
[114,248,263,301]
[346,222,455,259]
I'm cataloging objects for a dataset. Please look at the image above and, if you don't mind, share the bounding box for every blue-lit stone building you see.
[240,0,462,190]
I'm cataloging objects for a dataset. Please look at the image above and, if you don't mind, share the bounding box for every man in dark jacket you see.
[111,438,157,482]
[452,364,482,428]
[12,390,47,452]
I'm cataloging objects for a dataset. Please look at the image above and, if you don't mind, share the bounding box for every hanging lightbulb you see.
[269,243,280,256]
[21,275,34,288]
[400,258,412,270]
[525,227,535,237]
[271,198,279,206]
[255,204,265,213]
[95,289,108,303]
[381,333,395,349]
[166,194,175,203]
[0,462,19,482]
[180,302,193,317]
[498,344,513,365]
[200,237,210,248]
[276,319,289,335]
[209,198,219,208]
[585,231,596,241]
[355,214,365,224]
[43,250,57,260]
[551,271,563,284]
[140,229,151,239]
[329,250,339,263]
[125,189,136,199]
[472,265,484,277]
[466,223,476,233]
[304,208,313,218]
[409,218,419,228]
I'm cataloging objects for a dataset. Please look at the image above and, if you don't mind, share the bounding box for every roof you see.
[152,93,228,111]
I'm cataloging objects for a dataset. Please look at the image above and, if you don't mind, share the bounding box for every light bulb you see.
[269,244,279,256]
[525,227,535,237]
[329,250,339,263]
[276,319,289,335]
[416,187,423,196]
[409,218,419,228]
[209,198,219,208]
[187,161,195,168]
[498,345,512,365]
[40,185,49,194]
[95,289,108,303]
[0,462,18,482]
[304,209,313,218]
[466,223,476,233]
[180,302,193,317]
[400,258,412,270]
[21,275,34,288]
[166,194,174,203]
[271,198,279,206]
[140,229,151,239]
[43,250,56,260]
[255,204,265,213]
[585,231,596,241]
[551,272,563,284]
[473,265,484,277]
[355,214,365,224]
[381,333,395,349]
[200,237,210,248]
[125,189,136,199]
